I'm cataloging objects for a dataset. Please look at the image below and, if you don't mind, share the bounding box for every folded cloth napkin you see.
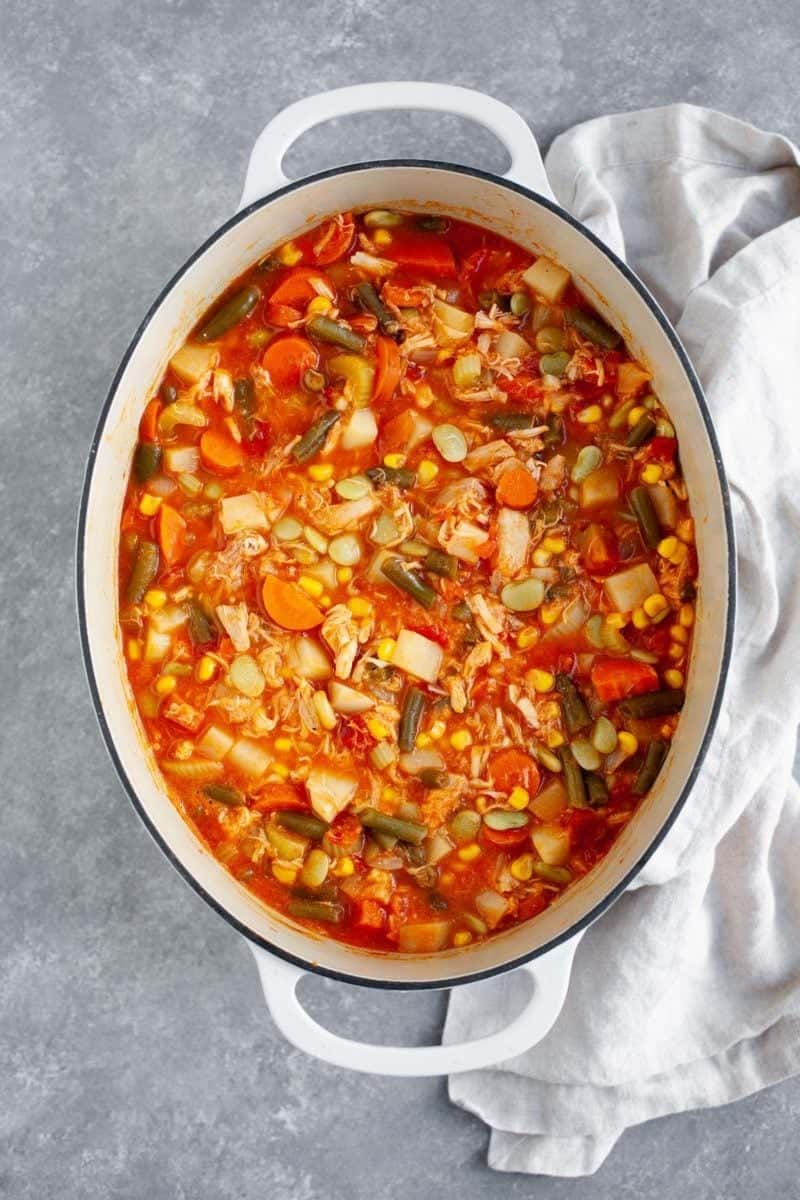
[445,104,800,1177]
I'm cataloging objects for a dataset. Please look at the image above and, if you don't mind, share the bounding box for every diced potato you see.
[530,777,567,821]
[163,445,200,475]
[603,563,660,612]
[306,766,358,823]
[288,636,333,681]
[579,465,620,510]
[398,921,451,953]
[144,626,172,662]
[150,604,188,634]
[341,408,378,450]
[648,483,678,530]
[196,724,235,761]
[522,256,571,304]
[452,353,482,390]
[328,681,374,714]
[227,737,271,778]
[392,629,444,683]
[616,361,651,397]
[432,300,475,344]
[169,342,218,384]
[495,330,532,360]
[219,493,269,534]
[532,824,571,866]
[475,890,510,930]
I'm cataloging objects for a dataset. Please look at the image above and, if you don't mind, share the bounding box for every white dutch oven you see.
[78,83,735,1077]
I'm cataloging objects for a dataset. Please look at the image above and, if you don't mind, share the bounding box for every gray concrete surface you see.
[2,1,799,1196]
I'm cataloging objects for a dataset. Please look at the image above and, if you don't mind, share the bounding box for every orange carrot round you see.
[488,748,541,794]
[262,335,318,390]
[262,575,324,631]
[496,464,538,509]
[156,503,187,565]
[199,430,244,475]
[139,398,161,443]
[372,336,402,406]
[270,268,334,307]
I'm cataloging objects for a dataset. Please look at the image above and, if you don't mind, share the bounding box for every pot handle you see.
[248,931,582,1077]
[239,82,554,209]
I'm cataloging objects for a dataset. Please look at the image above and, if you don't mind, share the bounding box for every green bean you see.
[419,768,450,790]
[429,891,449,910]
[510,291,531,316]
[417,215,448,231]
[608,396,638,430]
[366,465,417,490]
[542,413,564,447]
[424,549,459,580]
[630,486,662,549]
[197,285,261,342]
[234,376,256,435]
[565,306,621,349]
[360,807,428,845]
[585,772,609,808]
[539,351,571,377]
[307,316,366,353]
[276,811,329,839]
[355,281,403,339]
[633,738,668,795]
[478,290,511,311]
[202,784,244,806]
[255,255,282,274]
[560,745,588,808]
[533,862,573,885]
[626,413,657,447]
[619,689,685,719]
[186,598,217,645]
[452,601,472,621]
[287,898,344,924]
[399,687,427,752]
[133,442,162,483]
[380,557,437,609]
[291,410,341,463]
[125,540,160,604]
[488,411,533,431]
[160,383,178,405]
[555,673,591,733]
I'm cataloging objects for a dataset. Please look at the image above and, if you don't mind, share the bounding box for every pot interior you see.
[80,164,732,987]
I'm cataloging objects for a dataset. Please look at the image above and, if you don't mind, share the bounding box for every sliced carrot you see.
[252,783,307,813]
[373,336,402,406]
[265,302,303,328]
[312,212,355,265]
[262,575,325,631]
[261,334,318,390]
[156,504,187,565]
[481,823,532,850]
[270,267,334,307]
[590,657,659,703]
[496,464,538,509]
[199,429,244,475]
[488,748,541,794]
[139,398,161,443]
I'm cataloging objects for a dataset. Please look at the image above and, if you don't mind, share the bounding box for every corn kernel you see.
[270,761,290,779]
[144,588,168,610]
[373,228,393,247]
[196,655,216,682]
[138,493,162,516]
[320,594,332,608]
[415,732,432,749]
[577,404,603,424]
[508,786,530,810]
[641,464,663,484]
[453,931,473,947]
[366,717,390,740]
[429,719,446,741]
[605,611,628,629]
[676,517,695,544]
[272,863,298,885]
[298,575,324,598]
[126,638,141,661]
[670,541,689,565]
[632,607,650,630]
[670,624,689,644]
[540,701,561,723]
[546,730,565,749]
[532,547,552,567]
[337,566,353,584]
[510,853,535,882]
[668,642,684,661]
[415,382,436,409]
[617,731,638,756]
[450,729,473,751]
[628,405,646,427]
[643,592,669,619]
[458,843,481,862]
[277,241,302,266]
[658,535,679,558]
[517,627,539,650]
[306,295,332,315]
[542,535,566,554]
[377,638,396,662]
[540,602,563,626]
[529,668,555,693]
[347,596,372,618]
[174,740,193,761]
[381,786,399,803]
[383,452,406,469]
[679,603,695,628]
[155,674,177,695]
[313,690,337,731]
[274,737,292,753]
[664,668,685,689]
[332,856,355,878]
[307,463,334,483]
[417,459,439,485]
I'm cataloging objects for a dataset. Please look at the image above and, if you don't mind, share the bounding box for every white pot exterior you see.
[78,161,734,990]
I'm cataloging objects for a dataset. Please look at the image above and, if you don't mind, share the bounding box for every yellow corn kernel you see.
[450,729,473,751]
[376,638,396,662]
[174,740,193,761]
[347,596,372,618]
[663,668,685,689]
[366,717,390,741]
[381,785,399,803]
[306,295,332,315]
[196,655,217,683]
[532,547,552,567]
[274,736,292,754]
[277,241,302,265]
[297,575,324,599]
[540,602,563,626]
[676,517,695,544]
[510,853,535,882]
[540,701,561,723]
[332,856,355,878]
[383,452,406,469]
[417,459,439,485]
[429,719,446,741]
[517,626,540,650]
[313,690,337,731]
[307,463,334,483]
[144,588,168,610]
[617,731,638,756]
[453,931,473,947]
[529,668,555,694]
[546,730,565,749]
[126,638,141,661]
[458,842,481,862]
[414,382,436,409]
[155,674,177,695]
[415,732,432,749]
[336,566,353,585]
[670,624,689,644]
[605,611,628,629]
[272,863,298,885]
[270,762,290,779]
[542,535,566,554]
[679,603,695,628]
[628,405,646,427]
[577,404,603,424]
[641,464,663,484]
[632,607,650,630]
[508,786,530,811]
[319,594,332,608]
[670,541,689,565]
[668,642,684,661]
[643,592,669,619]
[658,535,679,558]
[373,228,393,247]
[138,493,162,516]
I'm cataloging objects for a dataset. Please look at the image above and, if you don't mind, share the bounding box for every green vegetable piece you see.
[478,290,511,312]
[160,383,178,405]
[287,898,345,924]
[539,351,571,377]
[535,326,567,354]
[133,442,162,483]
[565,306,621,349]
[585,772,610,808]
[291,410,341,463]
[360,807,428,845]
[202,784,245,807]
[633,738,669,795]
[560,745,588,808]
[186,598,217,645]
[276,811,329,840]
[399,687,428,753]
[542,413,564,447]
[197,285,261,342]
[418,768,450,790]
[483,809,529,831]
[355,281,403,339]
[555,673,591,733]
[307,315,366,353]
[125,540,160,605]
[510,291,531,316]
[619,690,685,719]
[626,413,657,447]
[416,215,448,232]
[489,411,533,431]
[608,396,638,430]
[630,485,662,549]
[424,549,459,580]
[303,368,326,393]
[380,557,437,609]
[533,862,573,885]
[366,465,417,490]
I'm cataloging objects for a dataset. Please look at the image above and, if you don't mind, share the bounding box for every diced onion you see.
[164,445,200,475]
[392,629,444,683]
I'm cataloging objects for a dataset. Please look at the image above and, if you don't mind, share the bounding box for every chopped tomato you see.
[517,890,548,921]
[496,372,546,405]
[324,811,363,856]
[356,899,386,930]
[252,784,308,813]
[312,212,355,265]
[591,656,659,702]
[408,623,448,647]
[387,230,456,277]
[265,302,303,328]
[270,267,333,307]
[581,522,620,575]
[647,436,678,462]
[488,748,541,795]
